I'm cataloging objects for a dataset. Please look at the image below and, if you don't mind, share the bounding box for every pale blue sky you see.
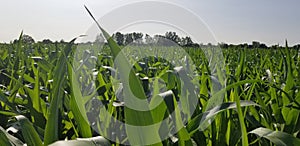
[1,0,299,45]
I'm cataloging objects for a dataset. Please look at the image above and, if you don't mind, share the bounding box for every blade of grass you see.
[234,50,248,146]
[67,63,92,137]
[44,39,76,145]
[172,96,193,145]
[0,126,24,146]
[250,127,300,146]
[49,136,110,146]
[15,115,43,146]
[0,126,14,146]
[186,100,258,135]
[281,42,297,133]
[85,6,161,145]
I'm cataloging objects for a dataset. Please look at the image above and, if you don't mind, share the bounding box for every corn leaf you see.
[68,63,92,137]
[49,136,110,146]
[85,6,161,145]
[0,126,24,146]
[250,127,300,146]
[15,115,43,146]
[44,39,76,145]
[187,100,258,135]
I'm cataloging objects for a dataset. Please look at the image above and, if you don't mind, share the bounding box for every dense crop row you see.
[0,30,300,145]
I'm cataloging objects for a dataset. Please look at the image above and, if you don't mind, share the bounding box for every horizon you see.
[1,0,300,46]
[4,31,296,47]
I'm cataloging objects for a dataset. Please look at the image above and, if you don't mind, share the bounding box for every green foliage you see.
[49,136,110,146]
[0,28,300,145]
[250,127,300,146]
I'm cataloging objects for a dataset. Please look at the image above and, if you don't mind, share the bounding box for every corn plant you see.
[0,7,299,146]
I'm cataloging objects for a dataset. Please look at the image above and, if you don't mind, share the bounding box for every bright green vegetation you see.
[0,28,300,146]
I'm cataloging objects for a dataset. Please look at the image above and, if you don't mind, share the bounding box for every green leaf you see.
[281,46,297,133]
[0,126,14,146]
[23,74,35,83]
[149,90,171,123]
[24,60,47,127]
[250,127,300,146]
[49,136,110,146]
[44,39,76,145]
[0,91,17,112]
[0,49,8,60]
[232,49,248,146]
[85,6,161,145]
[172,97,193,145]
[68,63,92,137]
[187,100,259,135]
[0,110,18,116]
[15,115,43,146]
[37,59,54,73]
[0,126,24,146]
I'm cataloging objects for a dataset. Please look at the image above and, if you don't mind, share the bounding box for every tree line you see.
[102,31,199,47]
[9,33,300,49]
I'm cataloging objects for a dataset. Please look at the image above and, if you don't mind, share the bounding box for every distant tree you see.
[124,33,134,45]
[145,34,154,44]
[113,32,124,45]
[13,39,18,44]
[237,43,249,48]
[251,41,268,49]
[293,44,300,49]
[95,33,105,44]
[60,39,65,44]
[132,32,143,44]
[228,44,235,48]
[42,39,53,44]
[252,41,260,48]
[181,36,193,47]
[259,43,267,49]
[270,44,279,49]
[207,43,213,47]
[22,34,35,44]
[219,42,228,49]
[165,32,181,45]
[192,43,200,48]
[154,35,171,46]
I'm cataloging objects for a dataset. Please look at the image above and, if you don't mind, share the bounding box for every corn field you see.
[0,23,300,145]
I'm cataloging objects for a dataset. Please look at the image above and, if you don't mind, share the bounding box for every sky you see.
[1,0,300,45]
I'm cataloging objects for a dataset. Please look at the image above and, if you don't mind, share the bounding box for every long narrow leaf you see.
[85,6,161,145]
[68,63,92,137]
[187,100,259,135]
[44,39,76,145]
[0,126,24,146]
[15,115,43,146]
[250,127,300,146]
[49,136,110,146]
